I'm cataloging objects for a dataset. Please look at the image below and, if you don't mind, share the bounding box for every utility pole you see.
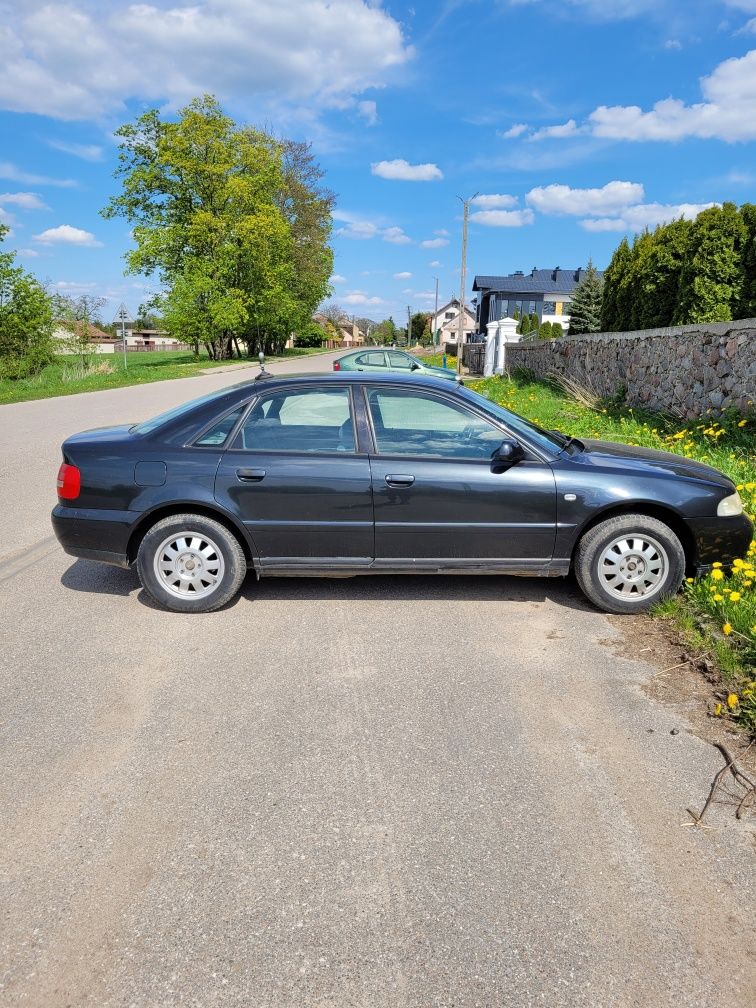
[456,193,478,375]
[114,303,131,372]
[433,277,439,348]
[407,305,411,348]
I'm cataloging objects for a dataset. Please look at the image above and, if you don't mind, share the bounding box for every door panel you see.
[214,386,374,566]
[364,385,557,565]
[369,457,556,563]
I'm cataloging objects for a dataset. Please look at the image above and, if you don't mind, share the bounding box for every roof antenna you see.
[255,349,273,381]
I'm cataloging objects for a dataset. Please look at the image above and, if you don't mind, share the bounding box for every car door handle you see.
[236,467,266,482]
[385,474,415,487]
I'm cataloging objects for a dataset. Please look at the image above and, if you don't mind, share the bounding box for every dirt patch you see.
[608,611,756,789]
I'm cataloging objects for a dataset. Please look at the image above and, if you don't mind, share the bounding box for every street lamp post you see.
[456,193,478,375]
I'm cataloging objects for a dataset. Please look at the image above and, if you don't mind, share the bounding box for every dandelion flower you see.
[723,623,733,635]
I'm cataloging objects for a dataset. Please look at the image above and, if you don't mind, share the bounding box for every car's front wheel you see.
[136,513,247,613]
[575,513,685,614]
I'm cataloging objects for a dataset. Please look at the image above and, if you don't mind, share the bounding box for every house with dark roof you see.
[472,267,603,334]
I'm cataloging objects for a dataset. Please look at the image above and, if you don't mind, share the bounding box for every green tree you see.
[102,95,333,359]
[633,218,692,329]
[55,294,107,366]
[568,260,604,335]
[410,311,429,344]
[372,317,396,345]
[674,202,747,324]
[737,203,756,319]
[601,237,632,331]
[294,321,328,347]
[0,225,55,378]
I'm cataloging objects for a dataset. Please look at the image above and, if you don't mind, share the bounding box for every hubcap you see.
[154,533,225,600]
[598,534,668,600]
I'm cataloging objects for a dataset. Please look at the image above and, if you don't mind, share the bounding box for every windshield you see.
[458,386,569,455]
[131,387,238,435]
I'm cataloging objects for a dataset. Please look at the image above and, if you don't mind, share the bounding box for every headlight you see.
[717,491,744,517]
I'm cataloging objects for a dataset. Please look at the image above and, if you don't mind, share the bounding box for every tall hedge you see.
[601,202,756,330]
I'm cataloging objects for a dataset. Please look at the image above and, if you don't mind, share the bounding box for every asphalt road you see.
[0,352,754,1007]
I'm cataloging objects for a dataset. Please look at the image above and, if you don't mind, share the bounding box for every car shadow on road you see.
[61,559,596,614]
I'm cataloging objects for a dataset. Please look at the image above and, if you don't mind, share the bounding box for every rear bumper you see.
[51,504,137,568]
[686,513,754,569]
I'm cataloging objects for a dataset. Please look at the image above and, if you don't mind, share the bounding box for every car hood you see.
[63,424,136,446]
[425,365,460,380]
[576,439,734,489]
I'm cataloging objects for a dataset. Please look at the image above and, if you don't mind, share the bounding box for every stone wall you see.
[505,319,756,419]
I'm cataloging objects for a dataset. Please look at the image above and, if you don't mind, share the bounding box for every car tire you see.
[575,513,685,615]
[136,513,247,613]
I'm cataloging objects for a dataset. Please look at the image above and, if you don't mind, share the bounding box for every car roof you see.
[234,370,457,393]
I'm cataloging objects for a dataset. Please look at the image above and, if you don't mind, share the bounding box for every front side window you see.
[366,388,503,460]
[542,301,557,314]
[235,388,355,453]
[387,351,413,369]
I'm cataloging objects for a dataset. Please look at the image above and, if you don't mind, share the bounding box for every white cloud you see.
[371,159,443,181]
[580,202,717,232]
[382,226,412,244]
[330,273,346,284]
[393,271,412,279]
[335,216,379,240]
[357,100,378,126]
[0,1,412,121]
[526,181,645,216]
[434,228,449,236]
[470,208,535,227]
[0,162,76,187]
[740,17,756,32]
[33,224,103,247]
[0,192,49,210]
[420,237,449,248]
[471,193,518,209]
[428,260,443,268]
[0,208,15,229]
[587,49,756,142]
[530,119,585,141]
[343,290,383,305]
[47,140,104,161]
[664,38,682,50]
[16,248,40,258]
[499,123,528,138]
[52,280,98,290]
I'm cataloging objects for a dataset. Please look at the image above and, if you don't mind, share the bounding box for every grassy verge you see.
[0,347,329,406]
[436,357,755,730]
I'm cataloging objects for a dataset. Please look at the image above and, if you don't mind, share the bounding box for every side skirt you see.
[257,558,571,578]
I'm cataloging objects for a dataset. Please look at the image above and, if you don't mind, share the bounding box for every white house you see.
[429,298,477,345]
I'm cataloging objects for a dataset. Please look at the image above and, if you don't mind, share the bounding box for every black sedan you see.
[52,372,752,614]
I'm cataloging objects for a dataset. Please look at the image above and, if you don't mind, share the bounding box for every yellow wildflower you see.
[723,623,733,635]
[712,561,722,568]
[713,702,723,716]
[729,591,742,602]
[710,568,724,581]
[727,693,739,709]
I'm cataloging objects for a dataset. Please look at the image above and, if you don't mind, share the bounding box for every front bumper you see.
[51,504,138,568]
[686,513,754,570]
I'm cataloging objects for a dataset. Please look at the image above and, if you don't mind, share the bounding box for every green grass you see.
[0,347,328,406]
[445,363,755,727]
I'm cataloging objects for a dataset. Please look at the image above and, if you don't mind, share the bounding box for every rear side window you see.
[234,388,355,453]
[194,407,244,447]
[357,351,386,366]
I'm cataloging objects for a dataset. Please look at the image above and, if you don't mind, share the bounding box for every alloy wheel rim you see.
[598,533,668,600]
[153,532,225,600]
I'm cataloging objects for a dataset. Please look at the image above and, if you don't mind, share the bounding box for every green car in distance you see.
[333,348,462,382]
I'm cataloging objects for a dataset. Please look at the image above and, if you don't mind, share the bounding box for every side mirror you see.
[410,362,421,371]
[492,439,525,468]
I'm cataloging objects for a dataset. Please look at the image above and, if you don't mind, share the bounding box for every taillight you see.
[57,463,81,500]
[333,361,340,370]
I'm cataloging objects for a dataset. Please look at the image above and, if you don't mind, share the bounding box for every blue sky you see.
[2,0,756,323]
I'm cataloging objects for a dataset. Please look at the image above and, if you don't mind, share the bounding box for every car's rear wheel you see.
[136,513,247,613]
[575,513,685,614]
